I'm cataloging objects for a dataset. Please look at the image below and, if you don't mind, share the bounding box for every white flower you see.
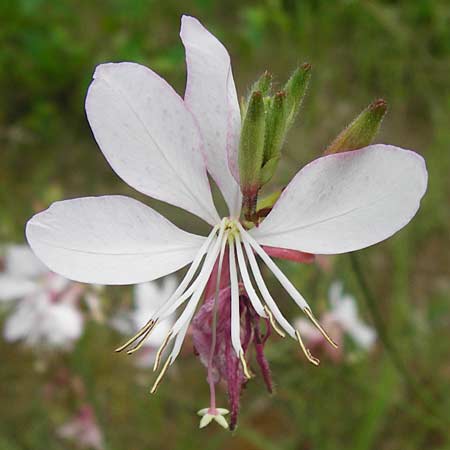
[295,281,376,355]
[112,276,177,366]
[328,281,376,350]
[0,245,84,349]
[26,16,427,378]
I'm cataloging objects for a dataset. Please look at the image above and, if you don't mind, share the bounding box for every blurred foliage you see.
[0,0,449,449]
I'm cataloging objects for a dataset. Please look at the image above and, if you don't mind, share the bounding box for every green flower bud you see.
[324,99,388,155]
[261,91,287,184]
[284,63,311,127]
[241,71,272,117]
[259,64,311,186]
[239,91,266,220]
[252,70,272,97]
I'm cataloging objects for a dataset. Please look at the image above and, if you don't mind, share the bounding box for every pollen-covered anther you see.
[153,330,173,372]
[304,307,338,348]
[263,305,286,338]
[150,356,172,394]
[295,329,320,366]
[239,350,253,379]
[114,319,157,353]
[126,320,159,354]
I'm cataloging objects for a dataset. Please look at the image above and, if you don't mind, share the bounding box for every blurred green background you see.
[1,0,449,449]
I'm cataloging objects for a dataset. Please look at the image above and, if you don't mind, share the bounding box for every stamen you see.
[229,235,242,356]
[263,305,285,338]
[169,224,227,338]
[115,225,222,355]
[234,233,267,317]
[304,307,338,348]
[166,224,230,366]
[126,320,158,354]
[150,356,172,394]
[239,225,337,348]
[157,223,221,320]
[241,236,296,338]
[239,350,252,379]
[114,319,155,353]
[153,330,173,372]
[295,330,320,366]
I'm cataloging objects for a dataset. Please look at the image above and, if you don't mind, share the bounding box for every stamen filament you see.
[241,237,296,338]
[207,225,229,411]
[234,233,267,317]
[239,225,337,348]
[153,330,173,372]
[150,356,172,394]
[229,235,242,356]
[295,330,320,366]
[157,224,221,320]
[167,224,229,366]
[238,225,308,309]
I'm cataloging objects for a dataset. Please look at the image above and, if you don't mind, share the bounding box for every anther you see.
[295,329,320,366]
[304,307,338,348]
[153,330,173,372]
[126,321,158,355]
[263,305,286,338]
[114,319,156,353]
[150,356,172,394]
[239,350,253,379]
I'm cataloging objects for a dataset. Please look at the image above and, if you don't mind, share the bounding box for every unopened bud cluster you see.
[238,64,311,221]
[238,64,388,223]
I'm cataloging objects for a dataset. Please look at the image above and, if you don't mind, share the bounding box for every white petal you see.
[4,244,47,278]
[26,196,206,285]
[0,275,38,301]
[251,145,428,254]
[181,15,242,217]
[3,301,35,342]
[44,302,84,347]
[85,62,219,225]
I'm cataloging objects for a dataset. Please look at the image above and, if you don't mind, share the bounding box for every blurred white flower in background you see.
[295,281,376,361]
[57,404,104,450]
[0,245,89,349]
[112,275,177,367]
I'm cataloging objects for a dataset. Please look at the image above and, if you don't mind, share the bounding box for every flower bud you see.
[241,71,272,117]
[239,91,266,220]
[259,64,311,186]
[285,63,311,127]
[324,99,387,155]
[252,70,272,97]
[260,92,287,185]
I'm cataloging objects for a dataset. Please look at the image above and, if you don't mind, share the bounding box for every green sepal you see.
[324,99,388,154]
[260,156,280,186]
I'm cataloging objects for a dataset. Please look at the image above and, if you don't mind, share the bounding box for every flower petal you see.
[180,15,242,216]
[26,196,206,284]
[251,145,427,254]
[85,62,219,225]
[4,244,47,278]
[0,275,38,302]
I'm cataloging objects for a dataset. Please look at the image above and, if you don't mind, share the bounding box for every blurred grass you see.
[1,0,449,449]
